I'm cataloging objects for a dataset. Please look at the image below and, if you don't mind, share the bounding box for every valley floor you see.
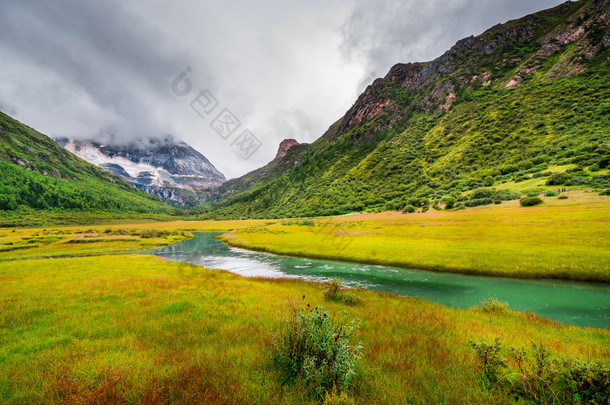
[0,255,608,404]
[219,190,610,282]
[0,192,608,403]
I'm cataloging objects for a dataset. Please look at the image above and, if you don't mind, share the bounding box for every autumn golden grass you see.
[0,255,608,404]
[219,191,610,282]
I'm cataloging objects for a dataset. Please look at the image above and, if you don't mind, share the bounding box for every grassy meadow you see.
[0,254,608,404]
[0,219,274,261]
[0,193,608,403]
[219,191,610,282]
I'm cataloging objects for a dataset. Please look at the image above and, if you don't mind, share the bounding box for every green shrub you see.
[544,190,558,197]
[469,337,505,382]
[470,188,494,199]
[530,342,550,378]
[558,195,569,200]
[324,279,342,301]
[339,291,362,306]
[442,196,456,209]
[297,219,315,226]
[383,200,399,211]
[271,303,362,398]
[546,172,572,186]
[140,229,172,239]
[324,279,361,306]
[492,189,521,201]
[599,189,610,196]
[283,219,316,226]
[472,338,610,404]
[554,359,610,403]
[520,197,543,207]
[403,204,416,213]
[464,198,493,207]
[407,197,427,207]
[565,166,585,174]
[479,296,509,313]
[514,174,530,182]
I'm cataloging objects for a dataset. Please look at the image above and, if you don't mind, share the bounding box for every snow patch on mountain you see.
[56,137,226,206]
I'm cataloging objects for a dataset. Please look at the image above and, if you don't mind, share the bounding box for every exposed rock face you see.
[339,0,609,133]
[195,0,610,217]
[55,136,226,206]
[274,139,299,160]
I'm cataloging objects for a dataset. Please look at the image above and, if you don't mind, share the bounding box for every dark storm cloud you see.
[0,0,357,177]
[341,0,565,77]
[0,0,196,142]
[0,0,565,178]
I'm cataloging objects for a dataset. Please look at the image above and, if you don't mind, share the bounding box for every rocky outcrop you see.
[274,139,299,160]
[339,0,609,132]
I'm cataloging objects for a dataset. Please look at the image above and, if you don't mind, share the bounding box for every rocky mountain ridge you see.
[55,136,226,206]
[0,111,174,214]
[340,0,609,134]
[199,0,609,219]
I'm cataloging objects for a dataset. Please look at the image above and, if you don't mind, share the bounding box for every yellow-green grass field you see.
[0,219,275,262]
[0,255,608,404]
[219,191,610,282]
[0,194,608,403]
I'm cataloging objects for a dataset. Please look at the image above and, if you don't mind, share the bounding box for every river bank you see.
[218,191,610,282]
[0,254,608,404]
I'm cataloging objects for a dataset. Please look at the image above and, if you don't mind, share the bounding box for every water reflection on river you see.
[151,233,610,329]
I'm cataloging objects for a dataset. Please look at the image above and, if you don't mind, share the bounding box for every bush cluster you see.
[465,198,493,207]
[520,197,543,207]
[479,296,509,313]
[442,196,456,209]
[140,229,173,239]
[324,279,362,306]
[283,219,316,226]
[546,172,572,186]
[455,188,522,209]
[271,302,362,399]
[403,204,416,213]
[469,338,610,404]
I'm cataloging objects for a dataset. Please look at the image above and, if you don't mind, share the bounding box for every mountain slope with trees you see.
[200,0,610,219]
[0,112,175,215]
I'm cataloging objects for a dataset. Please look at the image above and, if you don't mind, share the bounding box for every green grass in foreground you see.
[0,255,608,404]
[219,191,610,282]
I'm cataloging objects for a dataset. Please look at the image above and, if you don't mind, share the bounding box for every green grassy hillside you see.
[0,112,177,217]
[201,0,610,219]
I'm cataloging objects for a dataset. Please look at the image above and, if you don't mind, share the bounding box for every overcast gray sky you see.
[0,0,564,179]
